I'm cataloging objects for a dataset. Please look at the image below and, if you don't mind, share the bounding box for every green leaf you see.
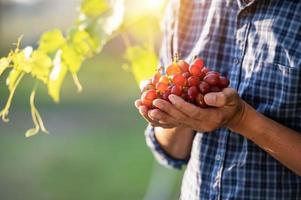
[85,0,124,51]
[0,58,10,76]
[38,29,66,54]
[10,50,32,73]
[96,0,124,37]
[61,44,84,74]
[6,69,22,92]
[48,51,68,102]
[71,30,99,57]
[80,0,109,17]
[30,50,52,84]
[124,45,158,85]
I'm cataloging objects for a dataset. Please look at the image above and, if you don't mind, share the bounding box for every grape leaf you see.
[80,0,109,17]
[61,44,84,74]
[38,29,66,54]
[98,0,124,36]
[0,58,10,76]
[10,50,32,73]
[124,45,158,84]
[71,30,99,57]
[48,51,68,102]
[30,50,52,84]
[87,0,124,51]
[6,69,22,92]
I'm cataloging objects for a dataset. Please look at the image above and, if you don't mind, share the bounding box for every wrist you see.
[227,100,251,133]
[154,126,194,160]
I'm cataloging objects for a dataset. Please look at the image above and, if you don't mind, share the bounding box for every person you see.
[135,0,301,199]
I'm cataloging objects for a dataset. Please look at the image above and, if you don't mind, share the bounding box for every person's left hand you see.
[150,88,247,132]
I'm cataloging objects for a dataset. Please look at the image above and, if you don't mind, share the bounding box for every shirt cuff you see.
[145,125,189,169]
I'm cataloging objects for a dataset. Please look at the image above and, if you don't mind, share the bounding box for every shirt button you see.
[234,58,240,64]
[215,154,221,161]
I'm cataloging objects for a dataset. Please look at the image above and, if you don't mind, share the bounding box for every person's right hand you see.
[134,99,185,129]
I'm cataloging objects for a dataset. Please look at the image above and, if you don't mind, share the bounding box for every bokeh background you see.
[0,0,184,199]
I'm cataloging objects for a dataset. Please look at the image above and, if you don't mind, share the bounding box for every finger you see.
[138,107,173,128]
[150,104,204,130]
[204,88,237,107]
[148,109,181,126]
[138,106,156,123]
[168,94,204,118]
[135,99,142,108]
[138,105,148,116]
[149,122,175,129]
[152,99,187,121]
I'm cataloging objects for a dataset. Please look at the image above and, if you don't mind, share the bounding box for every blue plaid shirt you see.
[145,0,301,199]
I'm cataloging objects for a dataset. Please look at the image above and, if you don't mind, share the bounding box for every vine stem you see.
[0,72,25,122]
[25,82,49,138]
[72,73,83,92]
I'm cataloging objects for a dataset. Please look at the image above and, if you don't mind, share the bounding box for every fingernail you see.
[168,94,177,104]
[139,107,147,115]
[204,93,216,104]
[149,110,160,119]
[153,99,163,108]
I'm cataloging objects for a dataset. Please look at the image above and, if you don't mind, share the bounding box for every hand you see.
[150,88,246,132]
[134,99,184,129]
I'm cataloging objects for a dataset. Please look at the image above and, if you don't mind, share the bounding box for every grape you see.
[219,76,230,88]
[156,82,168,93]
[187,86,198,101]
[166,63,181,75]
[187,76,200,87]
[151,72,161,85]
[196,93,207,108]
[171,85,182,96]
[189,64,202,76]
[193,58,204,69]
[141,83,156,93]
[199,71,206,80]
[167,84,174,90]
[139,57,231,110]
[204,73,220,86]
[181,93,188,101]
[207,71,220,76]
[141,89,158,108]
[178,60,189,73]
[210,86,221,92]
[198,81,210,94]
[201,67,211,74]
[172,74,187,87]
[159,75,169,85]
[182,72,191,79]
[162,90,171,102]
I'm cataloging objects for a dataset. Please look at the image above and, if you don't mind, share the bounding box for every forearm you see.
[154,126,195,160]
[230,102,301,176]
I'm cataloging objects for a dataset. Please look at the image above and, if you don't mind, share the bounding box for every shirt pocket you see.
[239,61,301,129]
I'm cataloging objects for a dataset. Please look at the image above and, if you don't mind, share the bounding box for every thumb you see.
[204,88,237,107]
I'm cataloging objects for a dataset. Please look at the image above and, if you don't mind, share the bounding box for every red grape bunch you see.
[140,57,230,109]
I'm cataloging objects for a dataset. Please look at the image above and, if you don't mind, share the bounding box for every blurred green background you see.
[0,0,183,199]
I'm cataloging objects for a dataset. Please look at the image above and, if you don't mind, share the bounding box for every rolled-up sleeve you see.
[145,125,189,169]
